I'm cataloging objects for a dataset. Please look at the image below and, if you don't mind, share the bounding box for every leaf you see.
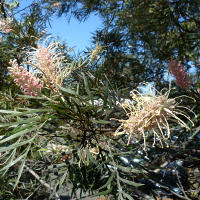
[17,95,47,100]
[85,148,98,165]
[1,149,27,172]
[81,72,93,103]
[98,172,115,190]
[57,85,78,96]
[5,108,50,118]
[0,110,21,114]
[2,148,17,175]
[59,170,68,189]
[92,119,110,124]
[0,125,38,144]
[121,190,134,200]
[89,187,113,198]
[190,125,200,139]
[76,83,80,95]
[14,145,31,189]
[0,116,41,128]
[0,136,35,152]
[117,165,141,173]
[102,81,109,108]
[118,176,143,187]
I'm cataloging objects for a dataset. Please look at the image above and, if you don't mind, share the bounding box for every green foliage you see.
[0,1,200,199]
[46,0,200,90]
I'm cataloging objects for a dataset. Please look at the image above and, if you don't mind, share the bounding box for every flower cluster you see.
[168,60,191,89]
[0,18,13,33]
[8,60,43,96]
[26,41,65,93]
[91,43,104,60]
[115,86,194,149]
[37,45,58,88]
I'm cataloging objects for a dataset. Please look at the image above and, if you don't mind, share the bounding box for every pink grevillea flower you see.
[37,45,57,75]
[0,19,13,33]
[8,60,43,96]
[168,60,191,89]
[26,41,65,93]
[36,45,59,91]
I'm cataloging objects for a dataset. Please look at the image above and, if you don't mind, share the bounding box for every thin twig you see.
[170,189,191,200]
[176,171,191,200]
[24,185,41,200]
[24,164,60,200]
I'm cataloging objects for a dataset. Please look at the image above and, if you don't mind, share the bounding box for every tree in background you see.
[0,1,200,200]
[43,0,200,90]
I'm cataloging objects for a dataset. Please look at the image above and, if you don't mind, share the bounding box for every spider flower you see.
[115,85,195,149]
[8,59,43,96]
[91,44,104,60]
[26,41,66,93]
[168,60,191,89]
[0,18,13,33]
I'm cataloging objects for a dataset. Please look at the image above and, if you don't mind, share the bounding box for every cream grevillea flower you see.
[52,2,61,8]
[115,85,195,149]
[8,59,43,96]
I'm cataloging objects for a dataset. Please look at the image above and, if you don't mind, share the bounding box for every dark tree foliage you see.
[44,0,200,89]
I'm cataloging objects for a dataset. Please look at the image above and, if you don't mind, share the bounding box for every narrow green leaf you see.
[0,126,38,144]
[76,83,80,95]
[81,72,93,103]
[0,136,35,152]
[191,125,200,139]
[59,170,68,189]
[14,145,31,189]
[85,148,98,165]
[5,109,50,118]
[103,81,109,108]
[121,190,134,200]
[92,119,110,124]
[1,150,27,172]
[117,165,141,173]
[98,172,115,191]
[0,117,40,127]
[118,177,143,187]
[57,85,77,96]
[89,187,112,198]
[16,95,47,100]
[2,148,17,175]
[0,110,21,114]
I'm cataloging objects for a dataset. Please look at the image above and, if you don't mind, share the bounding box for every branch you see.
[24,164,60,200]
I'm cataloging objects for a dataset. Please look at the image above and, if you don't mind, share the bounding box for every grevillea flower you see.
[8,59,43,96]
[41,30,46,35]
[26,41,66,93]
[168,60,191,89]
[52,2,61,8]
[0,18,13,33]
[115,84,195,150]
[91,43,104,60]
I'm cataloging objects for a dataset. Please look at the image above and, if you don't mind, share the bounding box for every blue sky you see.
[16,0,102,53]
[47,13,102,52]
